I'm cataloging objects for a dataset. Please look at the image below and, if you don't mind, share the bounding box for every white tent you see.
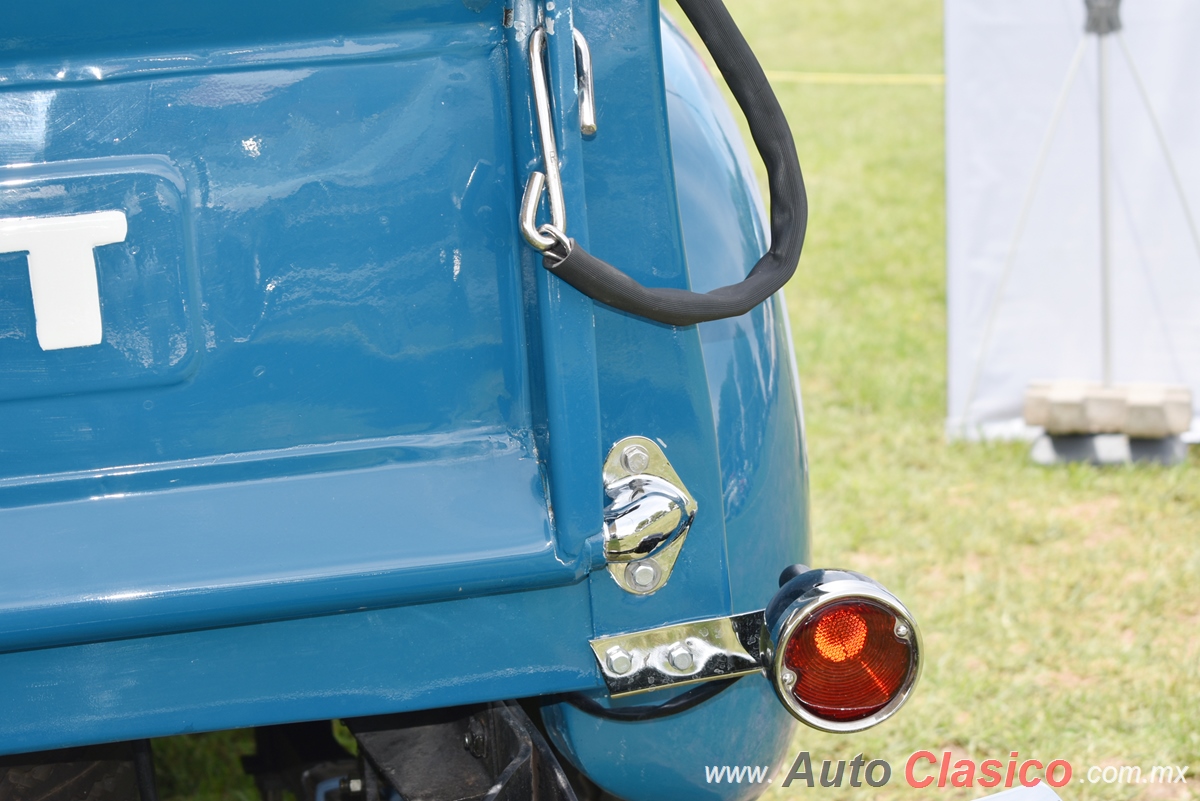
[945,0,1200,441]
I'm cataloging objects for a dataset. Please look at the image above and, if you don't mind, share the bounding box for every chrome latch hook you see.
[519,26,596,254]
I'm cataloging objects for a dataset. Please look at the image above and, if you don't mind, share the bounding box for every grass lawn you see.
[152,1,1198,798]
[665,0,1199,798]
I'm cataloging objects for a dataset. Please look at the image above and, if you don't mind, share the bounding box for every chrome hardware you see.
[572,29,597,136]
[626,560,660,591]
[519,171,551,250]
[601,437,696,595]
[605,646,633,676]
[667,643,694,671]
[619,443,650,473]
[519,26,598,252]
[520,27,566,252]
[589,611,765,697]
[603,474,690,561]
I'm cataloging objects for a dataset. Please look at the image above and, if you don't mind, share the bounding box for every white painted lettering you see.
[0,211,127,350]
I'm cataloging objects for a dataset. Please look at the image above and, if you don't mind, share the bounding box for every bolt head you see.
[780,668,797,687]
[667,643,694,671]
[620,444,651,474]
[895,622,910,638]
[629,561,659,590]
[606,647,633,675]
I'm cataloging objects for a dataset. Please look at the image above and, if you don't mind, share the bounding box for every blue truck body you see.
[0,1,808,797]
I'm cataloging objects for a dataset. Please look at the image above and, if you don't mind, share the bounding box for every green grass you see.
[665,1,1199,798]
[153,731,257,801]
[152,2,1199,798]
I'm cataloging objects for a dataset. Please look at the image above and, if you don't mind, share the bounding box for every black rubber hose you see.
[132,739,159,801]
[561,677,742,721]
[543,0,807,326]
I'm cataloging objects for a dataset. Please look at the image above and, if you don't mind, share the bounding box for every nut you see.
[667,643,694,671]
[606,647,633,675]
[628,561,660,590]
[620,444,651,473]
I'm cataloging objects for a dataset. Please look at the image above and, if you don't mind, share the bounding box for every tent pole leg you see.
[1098,33,1113,387]
[959,35,1089,429]
[1116,33,1200,264]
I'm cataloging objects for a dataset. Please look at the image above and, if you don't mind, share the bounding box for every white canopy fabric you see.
[945,0,1200,441]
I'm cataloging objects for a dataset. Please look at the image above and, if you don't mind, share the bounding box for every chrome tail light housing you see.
[763,566,922,732]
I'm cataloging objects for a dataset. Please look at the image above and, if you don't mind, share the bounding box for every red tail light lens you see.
[783,599,915,721]
[765,569,921,732]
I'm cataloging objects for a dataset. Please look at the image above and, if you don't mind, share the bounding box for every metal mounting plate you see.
[601,436,696,595]
[589,610,765,697]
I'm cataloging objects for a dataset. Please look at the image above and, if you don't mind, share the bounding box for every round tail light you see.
[764,568,921,732]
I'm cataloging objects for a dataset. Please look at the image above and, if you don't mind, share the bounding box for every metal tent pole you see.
[1098,35,1113,386]
[1087,0,1121,387]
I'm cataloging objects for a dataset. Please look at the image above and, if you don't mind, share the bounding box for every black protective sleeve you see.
[543,0,807,327]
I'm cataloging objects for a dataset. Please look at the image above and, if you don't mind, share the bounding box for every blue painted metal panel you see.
[0,2,495,67]
[505,0,604,564]
[0,6,583,647]
[0,435,581,653]
[545,678,796,801]
[578,0,733,641]
[0,24,526,474]
[0,583,597,757]
[540,12,806,799]
[0,0,621,754]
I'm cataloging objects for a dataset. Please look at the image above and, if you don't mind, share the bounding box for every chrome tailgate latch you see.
[601,437,696,595]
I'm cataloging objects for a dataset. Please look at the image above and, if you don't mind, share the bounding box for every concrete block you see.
[1125,384,1192,438]
[1031,433,1188,466]
[1024,381,1098,434]
[1023,382,1051,428]
[1024,381,1193,437]
[1083,386,1126,433]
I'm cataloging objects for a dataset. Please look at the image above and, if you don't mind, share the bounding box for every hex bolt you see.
[606,647,633,675]
[463,718,487,758]
[667,643,694,671]
[620,444,651,474]
[628,561,659,591]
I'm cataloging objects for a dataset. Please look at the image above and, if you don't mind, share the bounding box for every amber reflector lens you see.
[783,599,913,721]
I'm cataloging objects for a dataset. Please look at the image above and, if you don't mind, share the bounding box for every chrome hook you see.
[573,29,597,136]
[519,26,597,252]
[520,27,566,252]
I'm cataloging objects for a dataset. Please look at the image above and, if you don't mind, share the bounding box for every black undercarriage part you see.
[0,740,158,801]
[346,702,579,801]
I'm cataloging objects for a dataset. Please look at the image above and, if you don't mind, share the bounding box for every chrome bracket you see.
[590,610,766,697]
[601,437,696,595]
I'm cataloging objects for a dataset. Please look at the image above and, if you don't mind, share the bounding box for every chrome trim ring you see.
[767,578,922,733]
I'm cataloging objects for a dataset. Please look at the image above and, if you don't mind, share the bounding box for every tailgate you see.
[0,0,571,651]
